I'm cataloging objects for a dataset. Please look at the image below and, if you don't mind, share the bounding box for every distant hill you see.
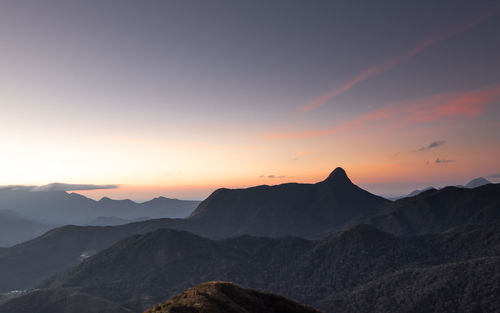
[465,177,491,188]
[402,176,492,198]
[0,188,199,225]
[86,216,132,226]
[143,282,321,313]
[188,167,390,238]
[406,186,435,197]
[0,210,52,247]
[6,223,492,312]
[365,184,500,236]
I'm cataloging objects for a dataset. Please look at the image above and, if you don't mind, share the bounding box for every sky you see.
[1,0,499,200]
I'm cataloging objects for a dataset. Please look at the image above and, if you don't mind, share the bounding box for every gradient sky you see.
[1,0,499,200]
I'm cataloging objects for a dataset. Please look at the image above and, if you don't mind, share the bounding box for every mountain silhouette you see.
[189,167,390,238]
[366,184,500,236]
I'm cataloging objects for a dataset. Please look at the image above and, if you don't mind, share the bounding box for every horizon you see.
[1,0,499,200]
[1,167,498,202]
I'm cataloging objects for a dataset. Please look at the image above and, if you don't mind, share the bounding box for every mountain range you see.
[0,168,499,295]
[0,167,498,313]
[0,188,200,246]
[405,176,492,198]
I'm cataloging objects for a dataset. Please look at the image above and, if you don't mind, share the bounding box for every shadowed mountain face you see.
[143,282,321,313]
[0,219,191,292]
[323,256,500,313]
[6,223,493,313]
[189,167,390,238]
[366,184,500,236]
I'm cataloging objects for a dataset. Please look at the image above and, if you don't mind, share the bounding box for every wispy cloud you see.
[435,158,455,164]
[1,183,119,192]
[259,175,286,179]
[298,7,498,113]
[487,173,500,178]
[267,83,500,140]
[416,140,446,152]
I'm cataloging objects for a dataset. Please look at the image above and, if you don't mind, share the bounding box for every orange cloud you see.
[268,83,500,140]
[298,7,499,113]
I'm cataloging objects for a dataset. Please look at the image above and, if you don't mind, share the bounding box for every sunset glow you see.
[1,0,499,200]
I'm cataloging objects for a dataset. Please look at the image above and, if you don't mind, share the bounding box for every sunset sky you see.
[1,0,499,200]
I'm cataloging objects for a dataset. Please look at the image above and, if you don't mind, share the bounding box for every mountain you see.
[0,288,133,313]
[143,282,321,313]
[365,184,500,236]
[323,256,499,313]
[0,187,199,225]
[0,218,190,292]
[5,223,493,313]
[86,216,132,226]
[406,186,435,197]
[188,167,390,238]
[0,210,52,247]
[465,177,491,188]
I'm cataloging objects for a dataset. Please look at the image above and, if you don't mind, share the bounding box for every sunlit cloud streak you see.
[298,7,499,113]
[268,83,500,140]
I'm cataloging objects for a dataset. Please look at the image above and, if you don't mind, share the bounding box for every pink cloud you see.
[298,8,498,113]
[268,83,500,140]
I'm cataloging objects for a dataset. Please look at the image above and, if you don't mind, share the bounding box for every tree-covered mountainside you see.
[365,184,500,236]
[1,223,495,313]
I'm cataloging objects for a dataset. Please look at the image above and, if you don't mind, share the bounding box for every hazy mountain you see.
[143,282,321,313]
[86,216,132,226]
[465,177,491,188]
[365,184,500,236]
[0,187,199,225]
[5,223,492,313]
[0,210,52,247]
[188,167,390,238]
[406,186,435,197]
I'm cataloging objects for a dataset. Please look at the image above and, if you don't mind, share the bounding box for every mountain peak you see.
[324,167,351,184]
[465,177,491,189]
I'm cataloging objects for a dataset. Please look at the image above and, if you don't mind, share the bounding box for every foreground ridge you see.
[143,281,321,313]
